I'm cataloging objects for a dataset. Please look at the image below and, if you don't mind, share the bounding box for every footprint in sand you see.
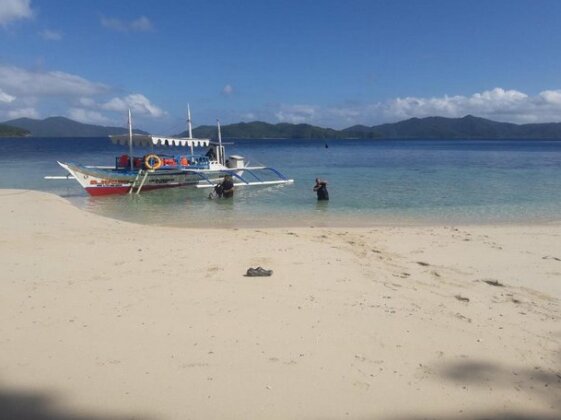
[482,279,505,287]
[353,380,370,390]
[205,265,223,278]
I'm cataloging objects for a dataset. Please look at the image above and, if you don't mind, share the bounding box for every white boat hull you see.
[57,162,293,196]
[59,162,223,196]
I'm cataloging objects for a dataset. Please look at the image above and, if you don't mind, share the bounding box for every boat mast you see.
[217,119,223,164]
[128,108,133,171]
[187,104,193,139]
[187,104,194,156]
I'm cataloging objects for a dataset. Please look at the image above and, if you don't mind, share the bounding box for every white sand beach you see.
[1,189,560,419]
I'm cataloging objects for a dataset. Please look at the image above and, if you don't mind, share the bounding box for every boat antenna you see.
[187,104,193,140]
[128,108,133,171]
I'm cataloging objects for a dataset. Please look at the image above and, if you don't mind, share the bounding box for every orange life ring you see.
[144,154,162,170]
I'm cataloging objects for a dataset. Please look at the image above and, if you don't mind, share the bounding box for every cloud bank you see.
[101,94,165,118]
[0,0,33,26]
[268,88,561,128]
[2,66,561,132]
[0,64,166,125]
[0,65,108,97]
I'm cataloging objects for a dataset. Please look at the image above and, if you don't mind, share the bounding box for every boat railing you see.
[113,153,214,171]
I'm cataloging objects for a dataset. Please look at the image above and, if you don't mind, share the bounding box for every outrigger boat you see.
[47,108,293,196]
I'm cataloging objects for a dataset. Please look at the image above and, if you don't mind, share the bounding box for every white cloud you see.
[79,97,96,107]
[0,89,16,103]
[100,16,153,32]
[539,89,561,106]
[380,88,553,124]
[0,0,33,26]
[0,65,108,97]
[383,88,530,121]
[242,112,256,120]
[275,104,317,124]
[7,107,39,119]
[222,84,234,96]
[101,94,165,118]
[130,16,152,31]
[270,87,561,128]
[39,29,62,41]
[0,64,166,127]
[68,108,112,125]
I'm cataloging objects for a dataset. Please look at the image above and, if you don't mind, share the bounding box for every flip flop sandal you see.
[246,267,273,277]
[255,267,273,276]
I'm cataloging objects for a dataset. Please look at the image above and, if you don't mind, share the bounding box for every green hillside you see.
[0,124,30,137]
[4,114,561,139]
[344,115,561,139]
[177,115,561,140]
[2,116,148,137]
[181,121,379,139]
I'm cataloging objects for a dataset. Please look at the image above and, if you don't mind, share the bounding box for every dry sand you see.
[1,189,560,419]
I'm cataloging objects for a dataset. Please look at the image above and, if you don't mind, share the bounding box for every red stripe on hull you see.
[85,183,191,196]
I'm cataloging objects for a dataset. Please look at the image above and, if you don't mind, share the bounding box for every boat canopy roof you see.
[110,134,210,148]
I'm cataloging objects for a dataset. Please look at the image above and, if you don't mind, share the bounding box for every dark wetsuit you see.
[315,182,329,201]
[221,178,234,198]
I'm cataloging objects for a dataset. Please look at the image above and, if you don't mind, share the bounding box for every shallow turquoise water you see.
[1,137,560,227]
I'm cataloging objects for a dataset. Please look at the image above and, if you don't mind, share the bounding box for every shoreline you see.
[1,189,560,419]
[60,191,561,230]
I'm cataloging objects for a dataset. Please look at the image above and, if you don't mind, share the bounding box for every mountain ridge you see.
[3,116,148,137]
[187,114,561,139]
[3,114,561,139]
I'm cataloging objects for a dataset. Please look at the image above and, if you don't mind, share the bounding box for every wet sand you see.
[1,189,560,419]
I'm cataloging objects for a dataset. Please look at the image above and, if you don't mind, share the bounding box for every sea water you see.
[1,137,560,227]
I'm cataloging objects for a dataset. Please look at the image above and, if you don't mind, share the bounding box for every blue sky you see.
[1,0,561,132]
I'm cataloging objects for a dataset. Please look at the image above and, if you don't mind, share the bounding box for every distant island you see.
[0,123,30,137]
[185,115,561,139]
[3,114,561,139]
[0,116,147,137]
[185,121,345,140]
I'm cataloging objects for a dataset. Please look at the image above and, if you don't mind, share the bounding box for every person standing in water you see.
[313,178,329,201]
[210,175,235,199]
[220,175,235,198]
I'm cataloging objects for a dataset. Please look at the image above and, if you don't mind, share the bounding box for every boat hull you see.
[59,162,222,196]
[85,183,191,196]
